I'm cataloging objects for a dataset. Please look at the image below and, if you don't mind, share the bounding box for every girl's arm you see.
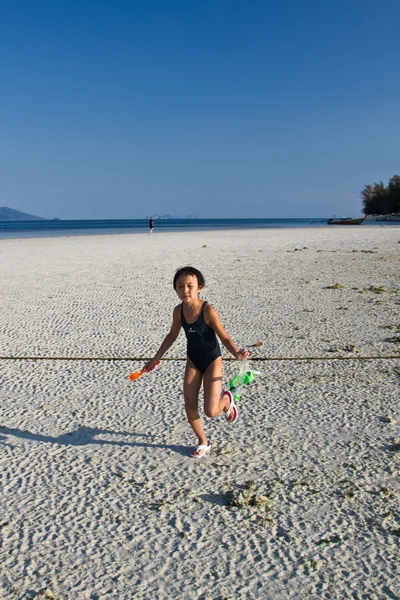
[205,304,250,360]
[145,305,181,370]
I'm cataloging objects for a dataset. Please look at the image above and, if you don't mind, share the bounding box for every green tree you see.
[388,175,400,213]
[360,175,400,215]
[360,184,375,214]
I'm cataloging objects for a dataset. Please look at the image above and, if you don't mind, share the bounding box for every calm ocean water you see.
[0,217,393,239]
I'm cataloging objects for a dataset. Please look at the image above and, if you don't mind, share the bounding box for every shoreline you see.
[1,217,399,241]
[1,222,399,242]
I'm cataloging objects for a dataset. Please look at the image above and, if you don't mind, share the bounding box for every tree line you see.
[361,175,400,215]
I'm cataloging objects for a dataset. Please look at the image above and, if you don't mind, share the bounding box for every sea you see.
[0,217,396,239]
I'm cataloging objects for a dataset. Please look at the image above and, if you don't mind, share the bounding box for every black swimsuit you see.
[180,301,221,373]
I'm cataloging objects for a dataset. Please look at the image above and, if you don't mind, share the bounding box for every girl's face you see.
[175,274,203,302]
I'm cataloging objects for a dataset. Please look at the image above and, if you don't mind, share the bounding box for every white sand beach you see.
[0,226,399,599]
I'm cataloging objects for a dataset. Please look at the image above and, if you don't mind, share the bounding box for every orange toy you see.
[129,361,160,381]
[246,341,262,349]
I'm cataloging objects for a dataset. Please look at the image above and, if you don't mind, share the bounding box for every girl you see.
[145,266,250,459]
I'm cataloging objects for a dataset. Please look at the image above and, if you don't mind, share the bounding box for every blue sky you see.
[0,0,399,219]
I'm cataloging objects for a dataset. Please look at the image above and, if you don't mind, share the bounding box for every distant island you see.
[0,207,46,221]
[1,207,200,222]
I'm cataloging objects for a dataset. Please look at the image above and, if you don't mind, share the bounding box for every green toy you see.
[229,359,259,401]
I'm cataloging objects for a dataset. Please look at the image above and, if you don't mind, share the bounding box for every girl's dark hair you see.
[173,266,205,290]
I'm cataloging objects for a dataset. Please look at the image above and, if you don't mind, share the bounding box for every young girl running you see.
[145,266,250,458]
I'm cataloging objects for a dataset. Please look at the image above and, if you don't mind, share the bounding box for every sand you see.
[0,226,399,599]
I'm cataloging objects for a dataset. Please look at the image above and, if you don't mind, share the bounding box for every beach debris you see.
[227,489,270,510]
[380,415,397,425]
[32,589,56,600]
[378,487,396,499]
[227,488,252,509]
[351,249,378,253]
[324,283,344,289]
[382,324,400,332]
[341,487,356,498]
[388,437,400,452]
[305,559,322,570]
[146,499,166,511]
[261,516,274,526]
[317,535,342,545]
[343,343,359,353]
[115,515,127,523]
[391,529,400,537]
[252,495,270,508]
[304,308,313,312]
[327,343,358,353]
[365,285,388,294]
[226,480,271,510]
[127,478,145,487]
[385,336,400,343]
[202,244,207,247]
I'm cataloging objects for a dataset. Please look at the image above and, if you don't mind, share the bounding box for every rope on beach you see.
[0,354,399,362]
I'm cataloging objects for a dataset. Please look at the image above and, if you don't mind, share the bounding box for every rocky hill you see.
[0,207,45,221]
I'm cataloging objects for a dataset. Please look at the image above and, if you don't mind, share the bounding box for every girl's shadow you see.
[0,425,188,456]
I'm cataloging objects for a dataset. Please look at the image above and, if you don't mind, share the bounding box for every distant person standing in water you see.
[149,216,154,233]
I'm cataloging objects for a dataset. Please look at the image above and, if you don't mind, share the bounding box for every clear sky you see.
[1,0,399,219]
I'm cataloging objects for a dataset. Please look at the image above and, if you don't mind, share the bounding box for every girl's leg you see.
[183,359,208,453]
[203,357,233,420]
